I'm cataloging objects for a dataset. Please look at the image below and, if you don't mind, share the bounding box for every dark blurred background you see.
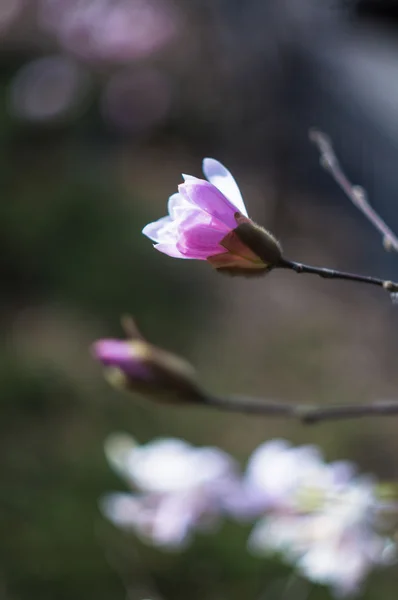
[2,0,398,598]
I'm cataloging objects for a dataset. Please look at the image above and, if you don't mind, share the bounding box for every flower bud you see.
[207,213,282,276]
[92,337,203,404]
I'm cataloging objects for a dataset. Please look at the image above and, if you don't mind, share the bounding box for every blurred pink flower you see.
[143,159,277,272]
[93,339,153,381]
[8,55,90,123]
[0,0,24,34]
[39,0,179,63]
[92,332,202,403]
[100,68,172,134]
[101,435,239,548]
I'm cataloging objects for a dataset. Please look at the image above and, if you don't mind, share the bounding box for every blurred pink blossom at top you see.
[0,0,24,34]
[39,0,180,63]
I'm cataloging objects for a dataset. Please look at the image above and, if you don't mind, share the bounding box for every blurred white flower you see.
[100,435,397,593]
[227,439,354,518]
[101,434,239,549]
[244,440,395,597]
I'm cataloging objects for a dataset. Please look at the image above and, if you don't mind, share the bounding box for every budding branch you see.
[201,394,398,425]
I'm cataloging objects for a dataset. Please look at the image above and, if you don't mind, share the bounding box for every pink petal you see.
[179,180,238,229]
[202,158,248,217]
[176,210,229,258]
[178,225,226,258]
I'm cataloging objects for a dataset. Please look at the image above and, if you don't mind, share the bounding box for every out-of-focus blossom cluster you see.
[0,0,24,33]
[101,435,397,597]
[8,55,91,123]
[6,0,181,131]
[39,0,179,63]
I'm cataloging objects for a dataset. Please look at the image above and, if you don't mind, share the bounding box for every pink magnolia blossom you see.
[142,159,280,273]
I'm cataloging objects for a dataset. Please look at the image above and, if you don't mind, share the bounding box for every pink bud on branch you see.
[92,319,203,404]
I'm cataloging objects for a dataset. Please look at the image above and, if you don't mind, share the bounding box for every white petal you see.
[127,438,198,493]
[192,447,237,486]
[167,192,194,218]
[202,158,248,216]
[182,173,199,182]
[104,433,139,479]
[142,216,176,243]
[100,492,144,528]
[151,494,196,548]
[154,243,191,258]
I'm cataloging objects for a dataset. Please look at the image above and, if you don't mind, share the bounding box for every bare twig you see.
[279,258,398,292]
[309,129,398,252]
[201,394,398,425]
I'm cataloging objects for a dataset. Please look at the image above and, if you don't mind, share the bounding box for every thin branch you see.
[279,258,398,292]
[309,129,398,252]
[202,394,398,425]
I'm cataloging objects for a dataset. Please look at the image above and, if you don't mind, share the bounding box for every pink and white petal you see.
[182,173,200,182]
[202,158,248,217]
[179,180,238,229]
[175,209,229,258]
[142,216,175,243]
[167,192,195,218]
[154,243,193,259]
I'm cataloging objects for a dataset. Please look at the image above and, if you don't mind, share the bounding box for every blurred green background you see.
[2,1,398,599]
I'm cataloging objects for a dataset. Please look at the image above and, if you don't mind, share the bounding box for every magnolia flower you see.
[243,440,395,597]
[92,320,203,403]
[142,159,282,274]
[101,434,239,548]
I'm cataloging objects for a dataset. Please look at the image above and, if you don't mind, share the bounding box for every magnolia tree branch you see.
[268,129,398,297]
[201,394,398,425]
[279,258,398,292]
[309,129,398,252]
